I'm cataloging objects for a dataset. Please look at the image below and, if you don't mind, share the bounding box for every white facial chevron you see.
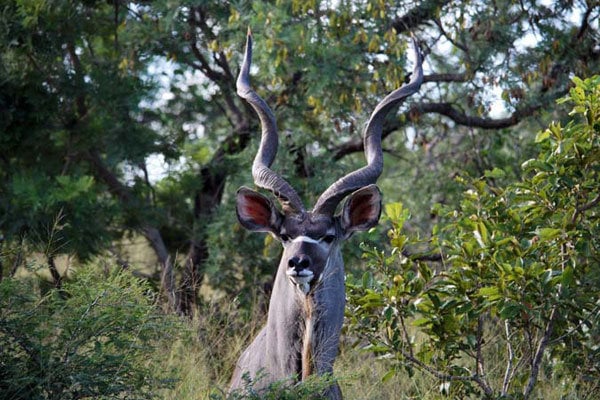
[291,235,321,244]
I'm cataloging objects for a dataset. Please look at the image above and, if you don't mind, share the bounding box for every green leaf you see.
[484,167,506,178]
[362,271,373,288]
[536,228,562,241]
[412,317,431,327]
[478,286,502,301]
[381,369,396,383]
[535,129,551,143]
[561,266,574,286]
[500,302,522,319]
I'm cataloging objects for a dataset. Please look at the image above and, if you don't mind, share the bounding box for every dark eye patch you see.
[321,234,336,244]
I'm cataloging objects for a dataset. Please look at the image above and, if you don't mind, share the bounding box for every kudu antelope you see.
[230,30,423,398]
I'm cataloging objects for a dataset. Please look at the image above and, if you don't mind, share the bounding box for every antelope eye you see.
[322,235,336,244]
[280,234,291,242]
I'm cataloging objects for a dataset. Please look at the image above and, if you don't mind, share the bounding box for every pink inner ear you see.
[241,195,271,226]
[350,194,376,226]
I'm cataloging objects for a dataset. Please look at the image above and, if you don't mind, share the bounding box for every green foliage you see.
[347,76,600,399]
[6,172,118,259]
[221,372,338,400]
[0,0,158,260]
[0,265,181,399]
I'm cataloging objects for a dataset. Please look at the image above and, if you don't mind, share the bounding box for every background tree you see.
[1,1,598,317]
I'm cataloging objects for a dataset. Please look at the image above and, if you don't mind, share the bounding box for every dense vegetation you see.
[347,75,600,399]
[1,1,599,398]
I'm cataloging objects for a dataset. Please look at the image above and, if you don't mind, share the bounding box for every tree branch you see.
[187,7,244,128]
[397,308,493,395]
[411,102,540,129]
[502,320,515,395]
[476,315,494,397]
[424,73,469,83]
[47,255,63,291]
[391,0,452,34]
[523,306,557,399]
[66,42,88,119]
[571,193,600,225]
[83,150,132,204]
[403,249,443,262]
[332,98,540,161]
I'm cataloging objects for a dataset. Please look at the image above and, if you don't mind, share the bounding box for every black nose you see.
[288,256,311,271]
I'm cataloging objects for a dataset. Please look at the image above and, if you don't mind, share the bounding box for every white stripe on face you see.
[291,235,321,244]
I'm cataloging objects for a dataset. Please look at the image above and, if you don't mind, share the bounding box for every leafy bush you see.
[0,265,180,399]
[347,76,600,399]
[220,372,337,400]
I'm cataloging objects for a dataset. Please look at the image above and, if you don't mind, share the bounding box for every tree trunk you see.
[142,225,178,312]
[176,164,227,316]
[47,255,62,290]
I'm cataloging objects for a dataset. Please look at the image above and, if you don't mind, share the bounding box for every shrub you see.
[347,76,600,399]
[0,265,180,399]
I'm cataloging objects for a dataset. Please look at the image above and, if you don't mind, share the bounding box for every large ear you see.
[236,186,283,233]
[340,184,382,236]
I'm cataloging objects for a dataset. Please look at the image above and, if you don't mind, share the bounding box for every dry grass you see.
[151,309,596,400]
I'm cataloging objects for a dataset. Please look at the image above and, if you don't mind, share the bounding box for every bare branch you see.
[66,42,88,119]
[332,98,537,160]
[571,193,600,225]
[402,249,443,262]
[431,17,470,55]
[476,316,494,397]
[576,5,594,39]
[523,307,557,399]
[47,255,63,291]
[502,321,516,395]
[187,8,244,128]
[193,6,236,82]
[424,73,469,83]
[397,311,493,394]
[398,345,493,393]
[411,102,540,130]
[83,150,132,203]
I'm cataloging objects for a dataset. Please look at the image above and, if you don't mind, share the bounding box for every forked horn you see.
[312,38,423,216]
[237,28,305,214]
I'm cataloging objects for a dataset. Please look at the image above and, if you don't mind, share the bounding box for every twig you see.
[160,254,176,312]
[476,315,494,397]
[571,193,600,225]
[523,241,567,398]
[549,303,600,345]
[62,290,107,365]
[398,314,493,397]
[502,320,515,395]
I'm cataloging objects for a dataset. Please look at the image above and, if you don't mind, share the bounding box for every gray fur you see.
[230,238,345,398]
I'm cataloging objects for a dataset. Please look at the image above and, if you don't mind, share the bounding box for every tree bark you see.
[48,255,62,290]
